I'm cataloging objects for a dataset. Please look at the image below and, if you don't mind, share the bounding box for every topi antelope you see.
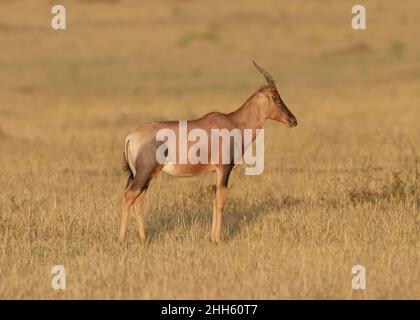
[120,61,297,244]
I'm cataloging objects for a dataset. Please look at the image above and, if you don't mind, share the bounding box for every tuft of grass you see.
[348,170,419,205]
[389,40,406,58]
[323,41,371,58]
[176,31,220,47]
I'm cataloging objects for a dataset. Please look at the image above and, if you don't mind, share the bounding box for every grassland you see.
[0,0,419,299]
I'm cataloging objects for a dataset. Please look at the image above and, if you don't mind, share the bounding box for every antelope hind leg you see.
[119,186,135,242]
[119,141,160,243]
[133,188,148,243]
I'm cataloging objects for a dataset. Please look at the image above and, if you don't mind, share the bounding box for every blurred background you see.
[0,1,419,139]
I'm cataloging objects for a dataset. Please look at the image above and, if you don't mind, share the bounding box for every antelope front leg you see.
[211,186,228,244]
[211,189,217,241]
[211,165,232,244]
[210,182,218,240]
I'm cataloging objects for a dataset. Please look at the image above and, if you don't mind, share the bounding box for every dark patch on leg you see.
[125,177,134,189]
[122,152,133,179]
[229,135,243,165]
[219,164,234,187]
[131,141,160,193]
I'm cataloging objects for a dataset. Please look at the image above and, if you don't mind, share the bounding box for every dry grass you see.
[0,0,419,299]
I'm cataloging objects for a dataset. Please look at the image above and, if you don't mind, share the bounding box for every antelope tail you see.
[122,136,136,178]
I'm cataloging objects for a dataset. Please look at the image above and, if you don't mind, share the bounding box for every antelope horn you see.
[252,61,275,86]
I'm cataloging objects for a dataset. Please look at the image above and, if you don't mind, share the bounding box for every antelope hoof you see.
[210,236,223,245]
[139,236,149,244]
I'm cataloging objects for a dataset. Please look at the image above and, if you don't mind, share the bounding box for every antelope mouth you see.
[286,118,298,127]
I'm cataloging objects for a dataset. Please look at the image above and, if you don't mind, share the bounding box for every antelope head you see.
[253,61,297,128]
